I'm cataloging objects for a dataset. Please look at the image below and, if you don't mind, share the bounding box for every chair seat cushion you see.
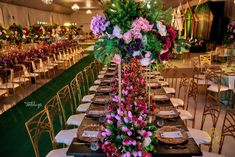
[194,151,225,157]
[163,87,176,94]
[207,84,229,92]
[0,83,19,89]
[94,80,101,85]
[98,75,104,79]
[188,128,211,145]
[177,109,194,120]
[158,81,169,87]
[82,94,95,102]
[55,129,77,145]
[99,71,106,75]
[0,89,7,96]
[23,73,39,77]
[194,79,213,85]
[89,85,99,92]
[76,103,91,112]
[66,114,85,126]
[13,77,30,83]
[46,148,72,157]
[170,98,184,107]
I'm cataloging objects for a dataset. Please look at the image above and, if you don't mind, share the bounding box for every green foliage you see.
[94,36,120,64]
[145,32,163,58]
[104,0,144,33]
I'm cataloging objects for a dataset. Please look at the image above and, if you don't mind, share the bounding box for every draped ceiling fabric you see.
[0,2,71,26]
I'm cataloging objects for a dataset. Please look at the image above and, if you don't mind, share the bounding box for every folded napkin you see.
[153,95,168,99]
[108,67,116,70]
[94,80,101,84]
[82,131,99,138]
[99,87,111,91]
[89,86,99,92]
[158,110,176,116]
[94,98,106,101]
[102,67,108,71]
[99,71,106,75]
[88,110,105,115]
[158,81,169,86]
[98,75,105,79]
[160,131,182,138]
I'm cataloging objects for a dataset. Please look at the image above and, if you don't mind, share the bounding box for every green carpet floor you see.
[0,52,95,157]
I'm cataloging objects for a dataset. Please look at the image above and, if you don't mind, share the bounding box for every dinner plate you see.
[77,125,103,143]
[156,126,188,144]
[96,86,113,93]
[91,95,111,104]
[155,107,179,119]
[86,106,106,118]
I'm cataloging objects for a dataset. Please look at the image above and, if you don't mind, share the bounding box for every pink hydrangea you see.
[132,17,153,32]
[123,31,132,43]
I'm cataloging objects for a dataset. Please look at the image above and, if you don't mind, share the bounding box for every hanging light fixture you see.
[86,10,92,14]
[71,4,80,11]
[42,0,53,5]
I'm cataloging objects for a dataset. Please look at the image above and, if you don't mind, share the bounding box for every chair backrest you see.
[39,59,44,69]
[57,85,74,121]
[70,77,82,110]
[200,54,212,68]
[191,56,200,67]
[22,64,29,75]
[84,65,95,89]
[25,109,56,157]
[201,95,221,152]
[185,80,198,128]
[205,67,223,97]
[45,95,66,130]
[31,61,37,71]
[219,109,235,154]
[177,73,190,101]
[76,71,86,96]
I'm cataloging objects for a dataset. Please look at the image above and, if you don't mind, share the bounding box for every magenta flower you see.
[122,89,128,95]
[112,95,119,102]
[141,130,153,138]
[128,111,133,120]
[117,108,124,116]
[115,115,121,121]
[164,37,172,50]
[145,51,151,58]
[127,131,132,136]
[124,117,129,123]
[122,126,129,132]
[132,151,138,157]
[105,128,112,136]
[107,119,113,124]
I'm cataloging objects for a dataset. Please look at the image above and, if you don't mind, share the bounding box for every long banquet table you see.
[66,65,202,157]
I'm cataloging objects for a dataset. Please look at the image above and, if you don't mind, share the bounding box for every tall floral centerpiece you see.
[90,0,176,156]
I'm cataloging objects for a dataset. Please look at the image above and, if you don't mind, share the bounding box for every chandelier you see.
[71,4,80,11]
[42,0,53,5]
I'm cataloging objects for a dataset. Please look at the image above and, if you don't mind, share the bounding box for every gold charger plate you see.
[156,126,188,144]
[155,107,179,119]
[97,86,113,93]
[91,95,111,104]
[77,125,103,143]
[86,106,106,118]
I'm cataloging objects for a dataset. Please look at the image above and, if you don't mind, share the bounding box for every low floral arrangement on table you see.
[224,21,235,46]
[91,0,176,65]
[0,40,77,68]
[100,58,157,157]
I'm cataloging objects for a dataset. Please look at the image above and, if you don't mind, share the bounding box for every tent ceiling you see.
[0,0,213,15]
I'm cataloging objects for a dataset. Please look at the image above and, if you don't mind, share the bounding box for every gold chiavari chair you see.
[163,66,179,96]
[76,71,95,103]
[201,95,222,152]
[218,109,235,154]
[57,85,85,127]
[84,65,99,93]
[170,73,190,108]
[189,95,223,157]
[45,95,77,146]
[205,67,230,102]
[200,54,212,69]
[25,109,72,157]
[70,77,91,113]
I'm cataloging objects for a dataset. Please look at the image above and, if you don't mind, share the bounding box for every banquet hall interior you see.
[0,0,234,157]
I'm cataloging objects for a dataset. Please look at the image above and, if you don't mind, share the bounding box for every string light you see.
[41,0,53,5]
[71,4,80,11]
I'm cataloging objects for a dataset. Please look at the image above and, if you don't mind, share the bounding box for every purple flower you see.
[90,15,109,35]
[115,115,121,121]
[127,131,132,136]
[124,117,129,123]
[112,25,122,39]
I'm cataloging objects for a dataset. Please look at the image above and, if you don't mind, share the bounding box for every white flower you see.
[140,57,151,66]
[143,137,151,147]
[157,21,167,36]
[160,49,169,55]
[132,51,140,57]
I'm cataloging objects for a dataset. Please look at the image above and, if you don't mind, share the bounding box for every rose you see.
[164,37,172,50]
[157,21,167,36]
[123,31,132,43]
[112,25,122,39]
[112,54,121,64]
